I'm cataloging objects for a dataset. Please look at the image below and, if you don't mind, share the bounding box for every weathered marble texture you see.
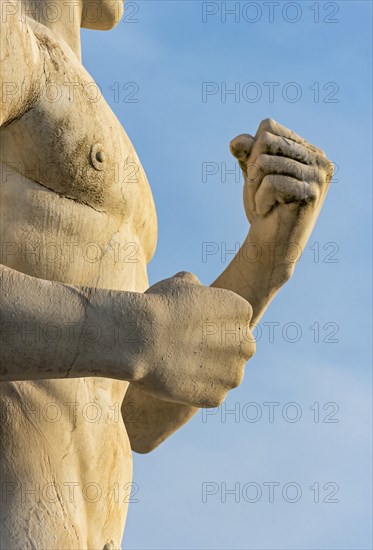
[0,1,333,548]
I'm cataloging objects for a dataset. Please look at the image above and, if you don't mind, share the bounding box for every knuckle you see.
[229,368,244,389]
[296,182,319,205]
[262,131,274,147]
[256,131,275,154]
[314,153,328,168]
[307,184,319,203]
[325,160,334,180]
[314,166,326,184]
[259,118,276,133]
[246,301,253,322]
[174,271,200,285]
[233,295,254,323]
[316,146,327,158]
[241,336,256,361]
[203,393,226,408]
[241,302,253,325]
[321,156,334,172]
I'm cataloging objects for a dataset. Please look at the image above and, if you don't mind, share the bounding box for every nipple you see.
[90,143,106,171]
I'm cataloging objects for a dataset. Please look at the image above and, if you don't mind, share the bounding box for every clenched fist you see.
[131,272,255,407]
[230,119,333,277]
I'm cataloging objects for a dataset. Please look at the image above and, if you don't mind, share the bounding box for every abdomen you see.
[0,377,132,549]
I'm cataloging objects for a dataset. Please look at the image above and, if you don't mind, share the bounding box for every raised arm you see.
[0,0,44,126]
[213,119,333,326]
[125,119,333,453]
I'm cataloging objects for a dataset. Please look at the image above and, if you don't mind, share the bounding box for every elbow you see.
[130,437,164,455]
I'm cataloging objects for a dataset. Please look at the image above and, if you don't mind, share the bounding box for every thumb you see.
[230,134,255,161]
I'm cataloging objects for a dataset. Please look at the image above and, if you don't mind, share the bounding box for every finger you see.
[250,131,313,166]
[230,134,255,161]
[248,154,320,186]
[245,154,317,214]
[224,360,245,390]
[255,175,318,216]
[257,119,326,156]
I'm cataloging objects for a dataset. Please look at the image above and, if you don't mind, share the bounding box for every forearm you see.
[0,264,145,381]
[211,227,294,326]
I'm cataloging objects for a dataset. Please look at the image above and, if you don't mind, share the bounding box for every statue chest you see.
[0,31,157,261]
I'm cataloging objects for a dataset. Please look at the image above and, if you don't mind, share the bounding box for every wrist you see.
[75,287,152,381]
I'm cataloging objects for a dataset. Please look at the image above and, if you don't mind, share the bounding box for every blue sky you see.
[81,2,372,548]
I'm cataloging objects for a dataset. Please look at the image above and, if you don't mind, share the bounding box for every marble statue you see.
[0,1,333,548]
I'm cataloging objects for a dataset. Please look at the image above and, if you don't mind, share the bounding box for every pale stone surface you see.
[0,1,333,548]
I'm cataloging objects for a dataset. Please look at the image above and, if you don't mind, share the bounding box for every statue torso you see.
[0,21,157,549]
